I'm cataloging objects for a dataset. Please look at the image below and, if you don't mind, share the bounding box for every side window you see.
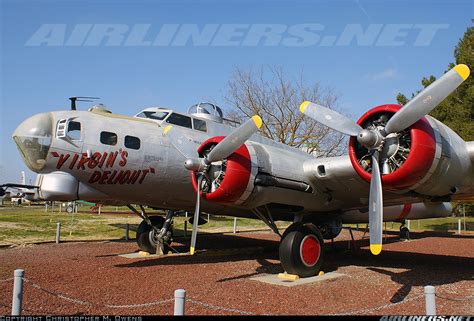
[193,118,207,132]
[166,113,192,128]
[125,135,140,150]
[57,119,81,140]
[100,131,117,146]
[66,121,81,140]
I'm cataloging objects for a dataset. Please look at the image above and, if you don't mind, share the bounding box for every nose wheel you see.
[279,223,325,278]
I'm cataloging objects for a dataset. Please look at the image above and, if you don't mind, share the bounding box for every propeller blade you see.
[190,176,203,255]
[206,115,262,163]
[369,151,383,255]
[163,125,199,159]
[300,101,362,137]
[385,64,470,134]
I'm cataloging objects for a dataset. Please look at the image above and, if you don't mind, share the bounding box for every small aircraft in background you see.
[1,171,39,205]
[6,65,473,277]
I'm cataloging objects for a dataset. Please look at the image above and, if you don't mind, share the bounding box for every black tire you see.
[136,216,172,253]
[279,223,324,278]
[400,226,410,240]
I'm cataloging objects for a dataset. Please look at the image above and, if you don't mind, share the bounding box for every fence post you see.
[11,269,24,316]
[458,219,461,235]
[174,289,186,316]
[125,223,129,241]
[56,222,61,244]
[407,219,410,230]
[233,217,237,234]
[424,285,436,315]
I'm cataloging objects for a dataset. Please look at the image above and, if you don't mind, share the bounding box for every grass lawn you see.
[0,204,471,245]
[344,216,474,232]
[0,204,286,245]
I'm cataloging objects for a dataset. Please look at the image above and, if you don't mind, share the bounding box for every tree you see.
[224,66,347,157]
[396,24,474,141]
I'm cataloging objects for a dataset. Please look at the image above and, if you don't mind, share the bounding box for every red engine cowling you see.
[191,136,253,203]
[348,104,436,191]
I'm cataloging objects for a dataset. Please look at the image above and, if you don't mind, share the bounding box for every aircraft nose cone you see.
[12,112,53,172]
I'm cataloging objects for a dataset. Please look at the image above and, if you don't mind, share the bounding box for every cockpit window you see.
[66,121,81,140]
[193,118,207,132]
[100,131,118,146]
[136,111,169,121]
[166,113,192,129]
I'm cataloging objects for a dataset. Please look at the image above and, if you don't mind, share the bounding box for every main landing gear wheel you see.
[279,223,325,278]
[136,216,173,254]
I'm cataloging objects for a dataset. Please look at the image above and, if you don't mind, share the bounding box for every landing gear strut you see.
[128,205,174,254]
[279,222,325,277]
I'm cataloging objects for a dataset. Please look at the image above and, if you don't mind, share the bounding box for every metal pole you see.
[184,212,188,237]
[407,219,410,230]
[463,205,466,231]
[59,203,62,213]
[11,269,24,316]
[174,289,186,316]
[207,214,210,222]
[233,217,237,234]
[458,219,461,235]
[56,222,61,244]
[125,223,129,241]
[424,285,436,315]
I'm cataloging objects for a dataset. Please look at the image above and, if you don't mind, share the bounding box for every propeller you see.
[163,115,263,254]
[300,64,470,255]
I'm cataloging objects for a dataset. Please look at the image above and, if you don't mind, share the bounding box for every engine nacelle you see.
[191,136,257,204]
[349,104,436,191]
[349,104,472,197]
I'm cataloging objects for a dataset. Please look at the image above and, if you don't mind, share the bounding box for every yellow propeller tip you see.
[370,244,382,255]
[300,101,311,114]
[190,247,195,255]
[454,64,470,81]
[163,125,173,136]
[252,115,263,129]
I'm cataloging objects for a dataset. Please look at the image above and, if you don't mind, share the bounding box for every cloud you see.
[366,68,398,81]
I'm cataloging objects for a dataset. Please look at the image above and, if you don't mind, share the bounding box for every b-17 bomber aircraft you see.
[8,65,474,277]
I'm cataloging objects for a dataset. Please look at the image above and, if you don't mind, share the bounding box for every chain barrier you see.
[187,298,253,315]
[329,294,424,315]
[8,277,474,315]
[435,294,474,302]
[0,277,13,283]
[23,278,173,309]
[20,277,251,314]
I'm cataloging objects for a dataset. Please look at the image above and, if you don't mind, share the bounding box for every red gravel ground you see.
[0,229,472,316]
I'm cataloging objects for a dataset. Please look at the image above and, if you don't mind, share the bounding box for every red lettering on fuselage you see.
[56,154,70,169]
[51,150,154,185]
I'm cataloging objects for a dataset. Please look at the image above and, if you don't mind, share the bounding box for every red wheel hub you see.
[300,235,321,267]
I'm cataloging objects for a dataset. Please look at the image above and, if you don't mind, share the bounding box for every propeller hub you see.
[357,129,381,149]
[184,158,206,172]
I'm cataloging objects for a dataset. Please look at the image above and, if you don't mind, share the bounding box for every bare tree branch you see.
[223,66,348,157]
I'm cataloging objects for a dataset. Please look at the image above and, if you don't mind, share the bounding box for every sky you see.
[0,0,473,184]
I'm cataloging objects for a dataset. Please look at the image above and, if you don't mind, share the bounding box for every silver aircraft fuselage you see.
[12,105,474,223]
